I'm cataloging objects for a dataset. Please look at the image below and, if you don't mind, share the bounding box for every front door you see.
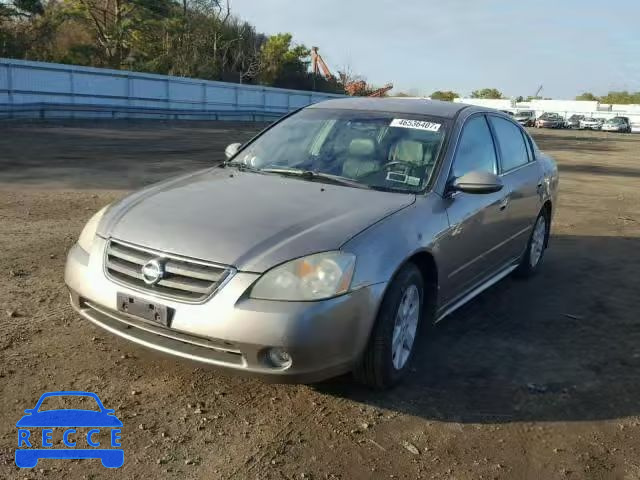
[438,114,511,305]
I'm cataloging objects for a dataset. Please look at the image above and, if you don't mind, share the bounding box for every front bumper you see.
[65,239,386,383]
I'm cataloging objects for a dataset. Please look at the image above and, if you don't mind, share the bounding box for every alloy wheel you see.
[529,215,547,267]
[391,284,420,370]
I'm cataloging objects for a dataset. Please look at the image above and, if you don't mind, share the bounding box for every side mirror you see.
[450,170,503,195]
[224,142,242,160]
[24,409,34,414]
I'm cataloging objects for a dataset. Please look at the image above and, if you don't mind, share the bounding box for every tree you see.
[599,91,640,105]
[61,0,175,69]
[0,0,365,92]
[254,33,341,92]
[471,88,503,99]
[1,0,44,18]
[258,33,298,85]
[575,92,598,101]
[430,90,458,102]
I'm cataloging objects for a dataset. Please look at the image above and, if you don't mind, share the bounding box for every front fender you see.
[342,194,449,291]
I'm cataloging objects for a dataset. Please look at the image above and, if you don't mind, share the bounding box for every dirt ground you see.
[1,122,639,480]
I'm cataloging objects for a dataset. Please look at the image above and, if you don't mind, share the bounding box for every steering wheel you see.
[383,160,415,173]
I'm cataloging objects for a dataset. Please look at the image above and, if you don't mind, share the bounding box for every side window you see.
[451,115,497,179]
[522,130,534,161]
[489,117,529,172]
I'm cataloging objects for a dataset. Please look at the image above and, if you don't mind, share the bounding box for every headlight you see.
[250,252,356,301]
[78,205,109,253]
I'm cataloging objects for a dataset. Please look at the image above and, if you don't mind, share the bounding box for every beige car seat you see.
[341,138,379,178]
[390,139,425,167]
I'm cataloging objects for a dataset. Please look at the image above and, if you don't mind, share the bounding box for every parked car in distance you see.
[514,110,536,127]
[602,117,632,133]
[65,98,558,389]
[566,114,585,129]
[535,112,564,129]
[580,117,602,130]
[499,110,514,116]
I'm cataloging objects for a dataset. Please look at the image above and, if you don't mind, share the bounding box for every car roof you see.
[308,97,474,119]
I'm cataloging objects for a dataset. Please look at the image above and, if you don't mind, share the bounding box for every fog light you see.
[266,347,292,369]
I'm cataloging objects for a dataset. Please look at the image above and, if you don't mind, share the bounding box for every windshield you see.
[37,395,101,412]
[229,108,447,192]
[516,111,532,117]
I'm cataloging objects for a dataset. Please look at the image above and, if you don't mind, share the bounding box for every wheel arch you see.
[375,249,439,323]
[361,249,440,343]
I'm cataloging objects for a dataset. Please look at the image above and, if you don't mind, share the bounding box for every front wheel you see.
[515,210,549,278]
[354,264,425,389]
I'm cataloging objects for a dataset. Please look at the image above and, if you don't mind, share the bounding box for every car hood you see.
[16,411,123,428]
[98,168,415,272]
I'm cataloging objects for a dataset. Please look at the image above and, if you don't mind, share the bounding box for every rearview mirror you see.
[450,170,503,195]
[224,142,242,160]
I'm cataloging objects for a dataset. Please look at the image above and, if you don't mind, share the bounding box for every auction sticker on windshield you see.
[390,118,441,132]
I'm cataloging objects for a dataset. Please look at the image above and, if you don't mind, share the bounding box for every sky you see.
[228,0,640,99]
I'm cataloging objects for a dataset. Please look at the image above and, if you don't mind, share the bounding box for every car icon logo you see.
[141,258,165,285]
[15,391,124,469]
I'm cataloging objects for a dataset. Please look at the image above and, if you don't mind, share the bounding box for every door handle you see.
[499,195,510,211]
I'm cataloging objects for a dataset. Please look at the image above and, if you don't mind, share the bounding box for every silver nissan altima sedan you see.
[65,98,558,388]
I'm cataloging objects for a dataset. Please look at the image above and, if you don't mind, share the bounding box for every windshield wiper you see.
[260,168,372,190]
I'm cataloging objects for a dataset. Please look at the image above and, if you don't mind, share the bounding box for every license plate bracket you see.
[117,293,173,327]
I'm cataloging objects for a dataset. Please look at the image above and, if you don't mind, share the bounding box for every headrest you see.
[348,138,375,157]
[393,140,424,165]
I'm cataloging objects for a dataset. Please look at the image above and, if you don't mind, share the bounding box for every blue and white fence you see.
[0,58,343,120]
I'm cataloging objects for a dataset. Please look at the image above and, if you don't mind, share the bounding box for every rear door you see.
[488,115,543,262]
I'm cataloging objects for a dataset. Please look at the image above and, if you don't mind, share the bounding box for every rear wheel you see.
[515,210,549,278]
[354,264,424,389]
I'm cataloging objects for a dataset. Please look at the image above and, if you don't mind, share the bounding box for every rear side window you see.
[451,115,497,179]
[523,131,534,161]
[489,117,529,172]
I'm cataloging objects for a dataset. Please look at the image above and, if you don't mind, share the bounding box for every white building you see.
[452,97,640,130]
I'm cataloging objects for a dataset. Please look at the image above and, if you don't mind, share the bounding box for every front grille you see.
[104,239,233,302]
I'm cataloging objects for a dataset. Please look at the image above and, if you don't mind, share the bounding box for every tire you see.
[354,263,425,389]
[514,209,549,278]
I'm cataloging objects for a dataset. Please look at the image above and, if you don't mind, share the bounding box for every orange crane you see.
[311,47,392,97]
[368,83,394,97]
[311,47,335,81]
